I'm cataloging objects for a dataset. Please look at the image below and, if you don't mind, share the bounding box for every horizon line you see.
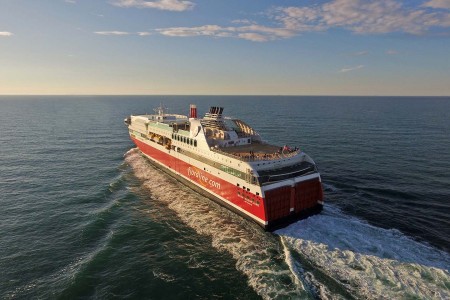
[0,94,449,97]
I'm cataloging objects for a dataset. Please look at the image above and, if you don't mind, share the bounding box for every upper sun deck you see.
[212,141,301,163]
[198,106,301,163]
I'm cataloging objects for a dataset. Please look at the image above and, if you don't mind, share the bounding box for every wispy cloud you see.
[271,0,450,35]
[231,19,255,25]
[237,33,268,42]
[352,51,369,56]
[94,31,130,35]
[423,0,450,9]
[94,31,152,36]
[339,65,365,73]
[64,0,76,4]
[111,0,194,12]
[156,24,295,42]
[0,31,13,37]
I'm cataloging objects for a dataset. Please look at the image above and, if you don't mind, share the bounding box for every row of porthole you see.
[237,191,260,206]
[172,133,197,147]
[236,183,261,197]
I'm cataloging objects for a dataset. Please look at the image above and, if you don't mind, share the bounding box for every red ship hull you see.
[131,137,323,230]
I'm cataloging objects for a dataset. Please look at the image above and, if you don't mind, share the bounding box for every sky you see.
[0,0,449,96]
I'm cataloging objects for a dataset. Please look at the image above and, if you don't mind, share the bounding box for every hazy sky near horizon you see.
[1,0,450,96]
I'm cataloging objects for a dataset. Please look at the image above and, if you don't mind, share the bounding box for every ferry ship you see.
[125,104,324,230]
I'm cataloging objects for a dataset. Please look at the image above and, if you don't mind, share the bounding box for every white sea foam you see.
[125,148,450,299]
[153,269,176,282]
[125,149,308,299]
[322,183,339,192]
[277,206,450,299]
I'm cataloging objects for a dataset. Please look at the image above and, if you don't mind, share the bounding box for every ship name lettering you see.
[187,167,221,190]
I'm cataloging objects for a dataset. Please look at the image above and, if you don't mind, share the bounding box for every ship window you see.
[256,192,259,196]
[194,140,197,147]
[237,183,240,187]
[248,139,250,143]
[243,186,246,190]
[247,188,250,191]
[190,139,193,146]
[183,137,186,143]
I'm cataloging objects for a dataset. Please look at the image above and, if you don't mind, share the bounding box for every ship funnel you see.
[190,104,197,119]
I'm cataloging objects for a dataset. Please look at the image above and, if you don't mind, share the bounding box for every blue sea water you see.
[0,96,449,299]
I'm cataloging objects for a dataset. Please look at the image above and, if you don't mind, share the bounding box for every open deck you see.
[215,142,300,161]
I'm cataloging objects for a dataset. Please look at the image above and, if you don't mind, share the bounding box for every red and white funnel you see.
[189,104,197,119]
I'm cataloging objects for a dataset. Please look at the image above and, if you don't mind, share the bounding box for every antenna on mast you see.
[154,102,168,116]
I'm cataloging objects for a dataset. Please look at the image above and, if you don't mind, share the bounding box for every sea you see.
[0,96,449,299]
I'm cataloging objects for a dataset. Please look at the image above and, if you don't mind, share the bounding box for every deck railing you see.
[210,147,301,162]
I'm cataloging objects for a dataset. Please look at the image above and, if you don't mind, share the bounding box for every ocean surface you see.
[0,96,449,299]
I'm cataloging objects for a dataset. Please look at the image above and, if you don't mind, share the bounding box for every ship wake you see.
[125,148,450,299]
[277,205,450,299]
[125,148,308,299]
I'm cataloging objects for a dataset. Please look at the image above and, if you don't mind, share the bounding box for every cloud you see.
[423,0,450,9]
[339,65,365,72]
[231,19,255,25]
[352,51,369,56]
[237,33,269,42]
[156,24,295,41]
[64,0,76,3]
[0,31,13,37]
[94,31,130,35]
[94,31,152,36]
[272,0,450,35]
[152,0,450,42]
[111,0,194,12]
